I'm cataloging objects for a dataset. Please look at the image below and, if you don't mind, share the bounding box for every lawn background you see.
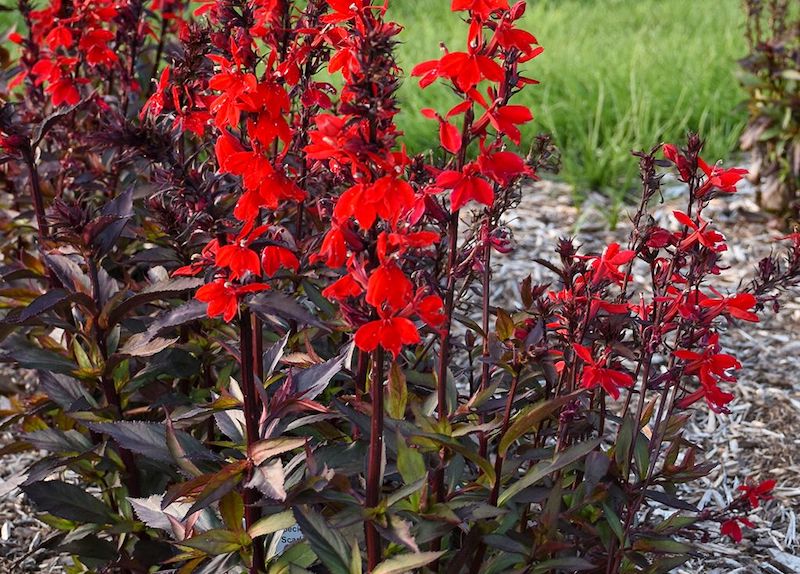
[1,0,748,208]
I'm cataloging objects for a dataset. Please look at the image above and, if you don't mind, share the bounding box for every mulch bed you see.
[0,178,798,572]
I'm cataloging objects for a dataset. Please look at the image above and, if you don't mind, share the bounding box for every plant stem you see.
[469,366,519,574]
[22,148,48,246]
[431,103,475,565]
[365,347,385,571]
[478,215,492,458]
[239,308,264,573]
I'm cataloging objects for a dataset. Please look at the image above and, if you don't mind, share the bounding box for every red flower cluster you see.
[140,2,328,322]
[721,478,776,542]
[411,1,539,213]
[154,0,541,357]
[9,0,152,106]
[529,140,759,412]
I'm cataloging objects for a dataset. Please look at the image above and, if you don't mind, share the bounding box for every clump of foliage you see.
[0,1,798,573]
[740,0,800,217]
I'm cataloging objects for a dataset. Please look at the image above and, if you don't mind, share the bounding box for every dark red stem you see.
[365,347,385,571]
[239,308,265,573]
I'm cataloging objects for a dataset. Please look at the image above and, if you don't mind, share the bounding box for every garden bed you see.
[2,177,798,573]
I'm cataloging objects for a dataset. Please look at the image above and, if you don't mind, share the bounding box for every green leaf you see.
[88,421,218,465]
[42,253,91,295]
[531,557,595,573]
[293,349,349,401]
[414,433,495,483]
[654,512,697,534]
[118,332,179,358]
[249,291,327,330]
[166,415,204,478]
[219,491,244,533]
[248,511,296,539]
[183,463,248,517]
[615,415,635,477]
[372,551,445,574]
[22,480,115,524]
[17,289,93,323]
[495,309,515,340]
[106,277,204,327]
[249,437,308,465]
[94,187,133,257]
[246,459,287,501]
[632,536,693,555]
[644,555,691,573]
[179,528,249,555]
[498,439,601,506]
[162,461,248,518]
[349,538,362,574]
[386,362,408,419]
[144,300,207,339]
[397,433,426,484]
[292,506,351,574]
[1,338,76,374]
[499,392,578,456]
[602,502,624,543]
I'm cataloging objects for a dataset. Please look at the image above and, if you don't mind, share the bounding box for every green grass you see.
[390,0,748,203]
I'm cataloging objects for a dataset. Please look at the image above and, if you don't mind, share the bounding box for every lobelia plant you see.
[0,1,798,573]
[739,0,800,219]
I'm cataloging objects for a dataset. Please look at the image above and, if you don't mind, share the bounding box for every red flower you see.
[589,243,635,285]
[450,0,509,18]
[354,316,420,358]
[474,104,533,145]
[173,240,219,277]
[673,211,727,253]
[721,517,754,543]
[322,0,366,24]
[215,224,268,279]
[261,246,300,277]
[208,56,258,128]
[30,58,82,107]
[334,176,415,229]
[436,165,494,211]
[141,67,171,119]
[738,479,776,509]
[412,51,503,92]
[674,334,741,389]
[421,108,461,154]
[366,263,413,313]
[574,344,634,400]
[698,158,748,196]
[322,275,363,302]
[45,25,73,50]
[699,290,759,322]
[663,143,692,181]
[417,294,445,328]
[674,333,739,412]
[495,26,542,63]
[317,227,347,268]
[239,81,292,147]
[78,28,117,67]
[215,131,305,221]
[477,150,532,186]
[196,280,270,322]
